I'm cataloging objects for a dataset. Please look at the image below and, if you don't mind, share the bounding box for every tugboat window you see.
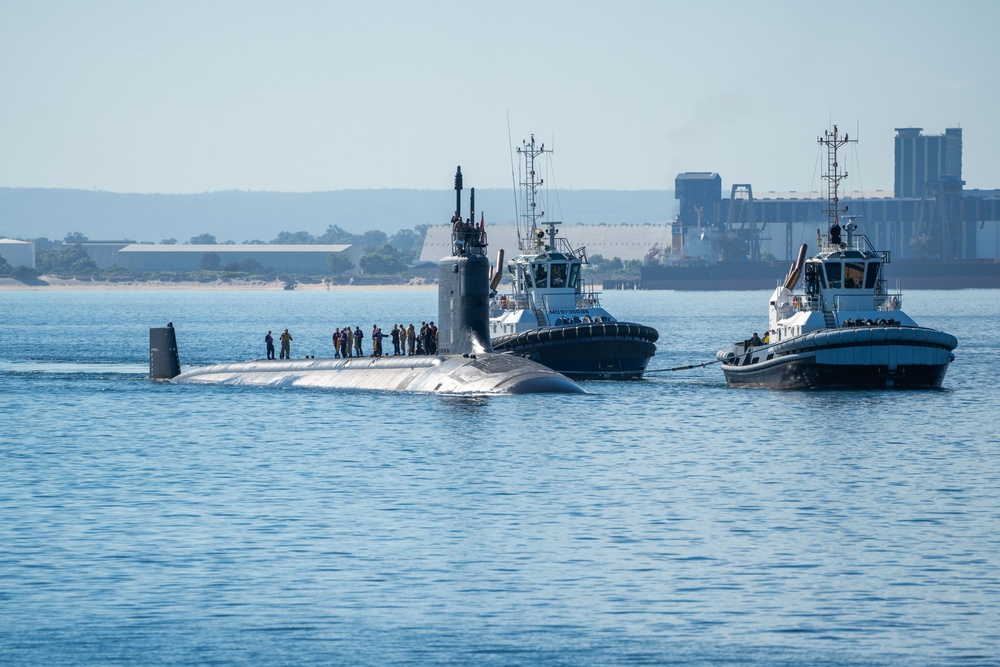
[521,265,533,288]
[865,263,880,289]
[825,262,842,289]
[844,263,864,289]
[568,263,581,288]
[533,263,548,288]
[805,264,820,293]
[550,263,567,288]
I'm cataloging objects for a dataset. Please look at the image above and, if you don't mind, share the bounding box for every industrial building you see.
[670,128,1000,263]
[420,222,670,264]
[113,244,355,274]
[0,238,35,268]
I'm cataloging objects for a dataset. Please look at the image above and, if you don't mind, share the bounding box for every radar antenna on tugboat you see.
[516,134,559,253]
[818,126,856,249]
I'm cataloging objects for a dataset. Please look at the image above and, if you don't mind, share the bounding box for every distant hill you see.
[0,188,674,243]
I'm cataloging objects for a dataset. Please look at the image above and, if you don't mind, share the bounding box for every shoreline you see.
[0,277,438,291]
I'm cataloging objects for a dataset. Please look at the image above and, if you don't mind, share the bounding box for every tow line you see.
[643,359,720,373]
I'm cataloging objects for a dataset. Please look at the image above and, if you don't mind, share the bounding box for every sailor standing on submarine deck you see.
[265,330,275,360]
[279,328,292,359]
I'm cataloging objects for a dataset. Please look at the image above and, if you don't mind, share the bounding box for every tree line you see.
[3,223,641,282]
[4,224,430,281]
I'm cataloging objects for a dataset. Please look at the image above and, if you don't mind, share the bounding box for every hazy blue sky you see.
[2,0,997,195]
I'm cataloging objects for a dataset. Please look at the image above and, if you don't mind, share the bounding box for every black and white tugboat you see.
[489,135,659,380]
[716,126,958,389]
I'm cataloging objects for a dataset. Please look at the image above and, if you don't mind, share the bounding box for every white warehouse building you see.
[0,239,35,268]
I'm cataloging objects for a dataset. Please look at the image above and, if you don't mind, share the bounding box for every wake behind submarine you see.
[149,167,583,395]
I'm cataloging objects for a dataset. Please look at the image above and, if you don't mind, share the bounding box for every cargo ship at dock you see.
[640,127,1000,291]
[640,254,1000,291]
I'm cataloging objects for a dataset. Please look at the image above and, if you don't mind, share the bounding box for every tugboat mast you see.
[818,126,857,242]
[516,135,558,252]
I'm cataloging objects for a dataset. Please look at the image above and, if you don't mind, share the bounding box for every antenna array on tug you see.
[818,125,857,242]
[516,134,558,251]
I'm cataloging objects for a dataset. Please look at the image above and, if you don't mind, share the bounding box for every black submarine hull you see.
[169,352,583,394]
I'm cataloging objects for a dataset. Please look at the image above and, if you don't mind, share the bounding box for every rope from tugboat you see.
[643,359,721,373]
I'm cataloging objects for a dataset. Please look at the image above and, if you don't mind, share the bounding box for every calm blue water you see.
[1,287,998,666]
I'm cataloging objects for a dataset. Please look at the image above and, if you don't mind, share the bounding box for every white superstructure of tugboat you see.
[488,135,659,380]
[716,126,958,389]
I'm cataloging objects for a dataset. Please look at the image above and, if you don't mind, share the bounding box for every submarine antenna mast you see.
[454,166,463,221]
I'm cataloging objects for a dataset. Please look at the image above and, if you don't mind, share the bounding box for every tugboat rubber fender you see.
[766,326,957,357]
[493,322,660,352]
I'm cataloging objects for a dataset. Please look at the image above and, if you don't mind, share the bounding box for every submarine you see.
[149,167,584,395]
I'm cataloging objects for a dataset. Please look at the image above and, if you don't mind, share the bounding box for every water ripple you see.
[0,289,998,666]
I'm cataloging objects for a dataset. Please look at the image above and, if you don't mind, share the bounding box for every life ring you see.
[500,294,508,307]
[587,293,595,305]
[792,296,801,309]
[889,296,898,310]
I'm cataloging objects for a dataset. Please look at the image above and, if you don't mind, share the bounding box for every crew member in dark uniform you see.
[265,330,275,359]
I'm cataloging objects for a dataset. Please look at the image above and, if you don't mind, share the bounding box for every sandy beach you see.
[0,277,437,291]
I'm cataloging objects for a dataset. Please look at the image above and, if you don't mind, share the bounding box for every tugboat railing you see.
[779,291,904,316]
[831,292,904,313]
[490,279,604,313]
[535,291,603,312]
[550,236,588,263]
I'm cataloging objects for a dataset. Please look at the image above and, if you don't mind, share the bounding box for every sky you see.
[2,0,998,195]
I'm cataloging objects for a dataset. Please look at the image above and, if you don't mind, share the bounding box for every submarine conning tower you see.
[438,166,493,356]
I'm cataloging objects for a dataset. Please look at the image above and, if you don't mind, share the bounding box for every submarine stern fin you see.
[150,324,181,380]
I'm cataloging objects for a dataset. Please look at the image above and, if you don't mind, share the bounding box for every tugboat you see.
[716,126,958,388]
[489,135,659,380]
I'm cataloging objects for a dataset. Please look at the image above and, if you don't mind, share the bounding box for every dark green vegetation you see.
[3,226,433,285]
[3,226,641,285]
